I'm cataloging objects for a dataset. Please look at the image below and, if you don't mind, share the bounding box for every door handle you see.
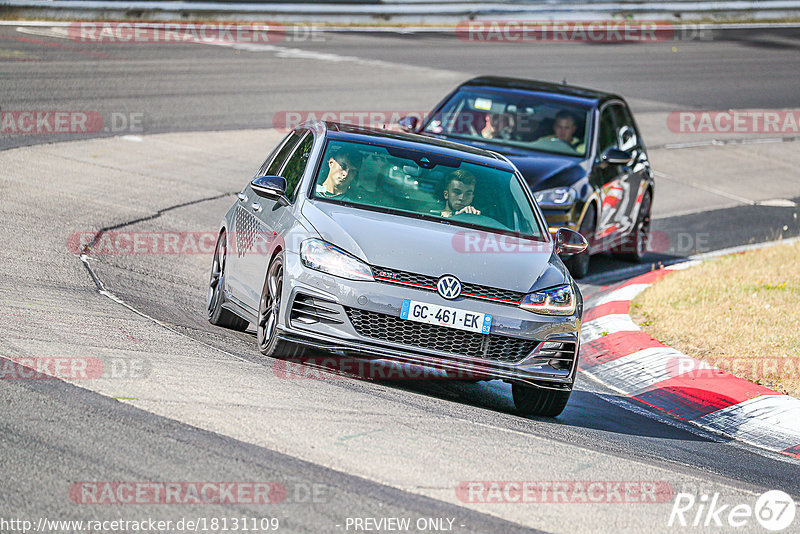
[237,192,248,202]
[252,202,262,213]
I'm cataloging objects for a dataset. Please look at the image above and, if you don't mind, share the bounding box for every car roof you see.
[459,76,624,106]
[310,121,515,169]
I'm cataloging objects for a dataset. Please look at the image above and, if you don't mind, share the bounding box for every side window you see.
[259,130,303,177]
[613,104,639,152]
[279,132,314,200]
[597,107,617,157]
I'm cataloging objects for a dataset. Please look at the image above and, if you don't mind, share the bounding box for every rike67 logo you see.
[669,490,796,531]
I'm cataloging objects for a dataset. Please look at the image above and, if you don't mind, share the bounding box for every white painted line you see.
[581,314,639,344]
[10,24,457,76]
[663,260,702,271]
[757,198,797,207]
[661,137,800,150]
[653,170,756,206]
[593,283,651,306]
[695,395,800,451]
[690,235,800,262]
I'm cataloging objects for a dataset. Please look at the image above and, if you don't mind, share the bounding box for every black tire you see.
[207,231,250,331]
[563,204,596,279]
[257,253,305,358]
[512,383,572,417]
[612,189,652,263]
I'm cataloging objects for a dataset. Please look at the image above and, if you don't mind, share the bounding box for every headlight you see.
[520,284,576,315]
[533,187,576,209]
[300,239,374,281]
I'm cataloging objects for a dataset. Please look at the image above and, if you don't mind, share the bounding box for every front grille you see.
[372,266,525,306]
[346,308,538,363]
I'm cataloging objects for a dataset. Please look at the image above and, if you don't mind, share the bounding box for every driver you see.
[438,169,481,218]
[536,110,585,153]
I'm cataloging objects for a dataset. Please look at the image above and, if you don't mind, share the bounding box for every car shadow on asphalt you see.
[286,353,722,443]
[384,378,717,441]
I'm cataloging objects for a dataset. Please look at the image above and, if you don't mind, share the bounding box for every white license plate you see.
[400,299,492,334]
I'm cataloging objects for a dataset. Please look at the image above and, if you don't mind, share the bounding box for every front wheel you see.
[512,384,572,417]
[257,253,305,358]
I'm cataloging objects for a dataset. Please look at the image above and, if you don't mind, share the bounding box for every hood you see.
[300,200,559,293]
[508,154,590,191]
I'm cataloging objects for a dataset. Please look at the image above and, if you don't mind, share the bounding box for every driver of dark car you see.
[537,110,585,153]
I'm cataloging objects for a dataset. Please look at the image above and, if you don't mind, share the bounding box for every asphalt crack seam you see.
[77,192,251,364]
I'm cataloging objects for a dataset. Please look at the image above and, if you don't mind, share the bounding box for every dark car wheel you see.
[512,383,571,417]
[207,231,249,331]
[257,253,305,358]
[612,189,652,263]
[563,204,596,279]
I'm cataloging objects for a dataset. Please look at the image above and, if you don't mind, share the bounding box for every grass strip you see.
[630,240,800,397]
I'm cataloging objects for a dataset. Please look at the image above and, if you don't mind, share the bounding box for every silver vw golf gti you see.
[207,122,587,416]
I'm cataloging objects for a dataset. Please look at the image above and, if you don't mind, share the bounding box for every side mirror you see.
[251,175,289,205]
[397,116,419,133]
[555,228,588,256]
[600,147,632,165]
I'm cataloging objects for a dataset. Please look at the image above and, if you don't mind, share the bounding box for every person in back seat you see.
[480,112,516,140]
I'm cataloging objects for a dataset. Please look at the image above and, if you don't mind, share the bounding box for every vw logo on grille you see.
[437,275,462,300]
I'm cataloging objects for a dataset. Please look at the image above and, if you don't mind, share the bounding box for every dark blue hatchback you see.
[399,76,655,278]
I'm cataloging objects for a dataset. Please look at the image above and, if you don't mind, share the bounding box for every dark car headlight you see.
[533,187,577,209]
[520,284,576,315]
[300,239,374,282]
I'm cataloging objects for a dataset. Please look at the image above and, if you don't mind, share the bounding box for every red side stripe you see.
[632,372,778,421]
[783,444,800,458]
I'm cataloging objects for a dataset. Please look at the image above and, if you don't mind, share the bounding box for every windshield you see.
[423,89,592,157]
[312,139,546,241]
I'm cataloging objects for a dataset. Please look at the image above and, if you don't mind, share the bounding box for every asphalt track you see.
[1,23,800,533]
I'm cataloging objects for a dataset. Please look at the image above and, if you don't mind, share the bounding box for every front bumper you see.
[280,251,581,390]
